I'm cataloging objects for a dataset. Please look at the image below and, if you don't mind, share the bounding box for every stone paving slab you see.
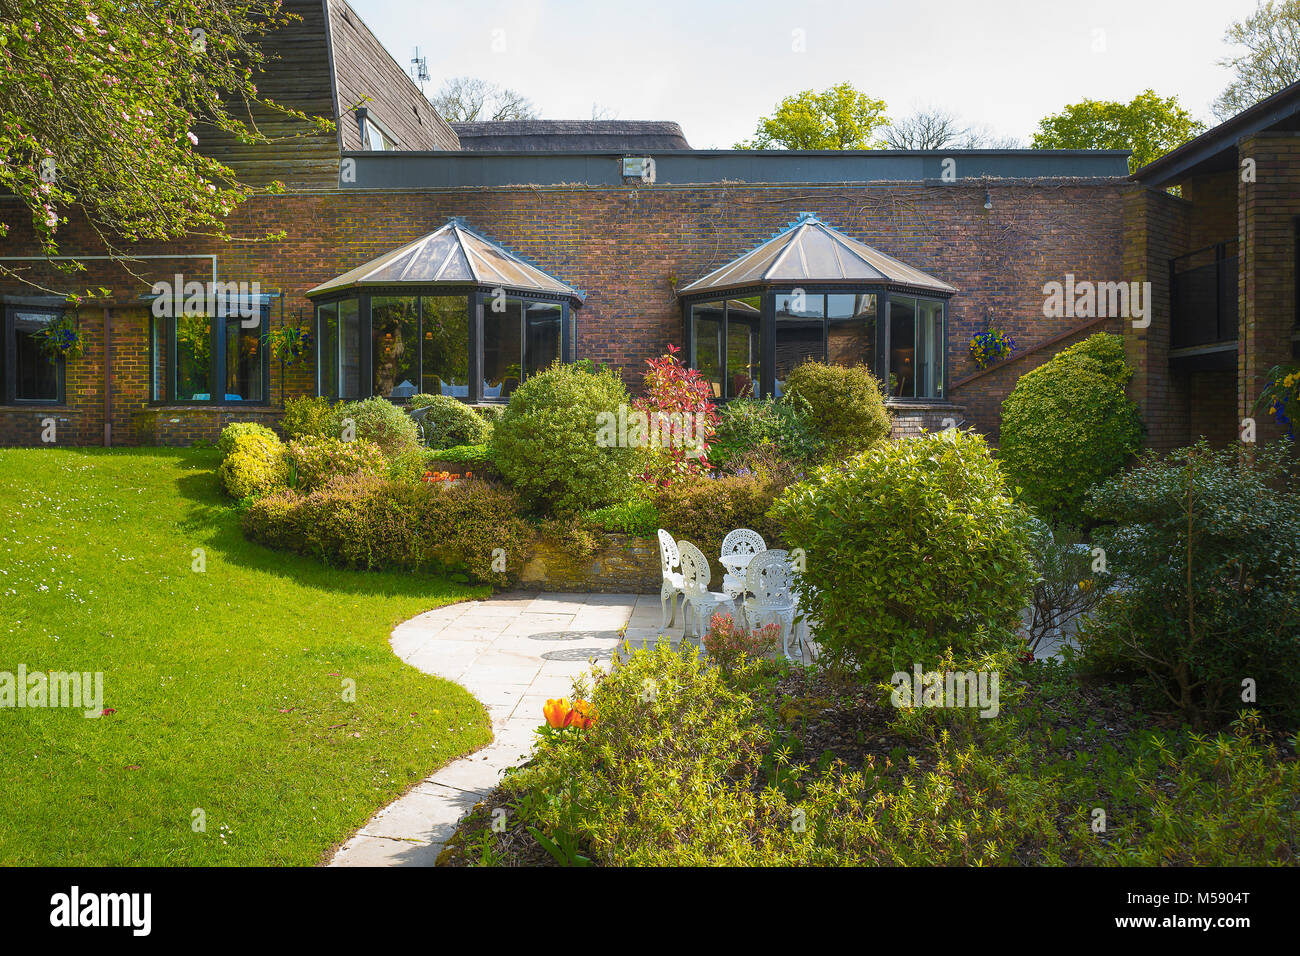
[330,590,660,867]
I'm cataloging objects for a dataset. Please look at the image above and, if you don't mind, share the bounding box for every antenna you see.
[410,47,429,91]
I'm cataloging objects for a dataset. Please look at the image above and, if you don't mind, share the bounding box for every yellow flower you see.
[1078,579,1093,592]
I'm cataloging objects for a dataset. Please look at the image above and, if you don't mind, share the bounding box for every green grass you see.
[0,447,492,865]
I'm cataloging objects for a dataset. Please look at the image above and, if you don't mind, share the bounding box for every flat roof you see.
[338,148,1132,189]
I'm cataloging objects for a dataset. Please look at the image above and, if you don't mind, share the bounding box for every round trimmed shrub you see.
[771,428,1034,679]
[408,394,493,448]
[780,361,891,458]
[331,397,419,457]
[215,421,278,461]
[286,436,385,493]
[491,363,641,514]
[998,333,1142,524]
[280,395,338,441]
[710,397,823,470]
[218,432,288,500]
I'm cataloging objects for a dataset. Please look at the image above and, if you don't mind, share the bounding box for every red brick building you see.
[1,0,1293,452]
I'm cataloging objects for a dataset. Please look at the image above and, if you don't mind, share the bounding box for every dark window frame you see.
[682,285,950,401]
[2,303,66,406]
[313,287,573,404]
[149,304,272,406]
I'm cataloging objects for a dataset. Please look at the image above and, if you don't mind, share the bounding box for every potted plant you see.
[1253,362,1300,440]
[37,313,86,361]
[969,327,1016,369]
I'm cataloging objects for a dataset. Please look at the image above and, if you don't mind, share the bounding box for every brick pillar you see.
[1122,185,1190,450]
[1238,132,1300,446]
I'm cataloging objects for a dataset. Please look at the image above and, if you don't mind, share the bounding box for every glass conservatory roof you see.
[307,218,583,301]
[677,212,957,297]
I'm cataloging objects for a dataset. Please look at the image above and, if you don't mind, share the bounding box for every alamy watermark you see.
[1,665,104,718]
[596,404,707,457]
[890,664,1000,718]
[149,274,261,326]
[1042,274,1151,329]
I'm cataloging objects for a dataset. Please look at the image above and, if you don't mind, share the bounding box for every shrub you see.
[780,361,891,458]
[331,397,420,456]
[583,498,660,537]
[218,432,288,500]
[709,397,823,471]
[702,613,781,672]
[408,394,493,448]
[427,443,491,464]
[214,421,278,461]
[653,471,786,579]
[279,395,338,441]
[771,429,1034,680]
[998,332,1143,523]
[285,436,385,493]
[634,344,718,480]
[1024,522,1114,654]
[242,472,533,582]
[492,362,641,514]
[1079,442,1300,729]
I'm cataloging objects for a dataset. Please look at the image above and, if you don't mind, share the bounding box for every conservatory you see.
[677,213,956,401]
[306,218,583,403]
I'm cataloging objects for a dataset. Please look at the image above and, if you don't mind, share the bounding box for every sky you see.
[350,0,1263,148]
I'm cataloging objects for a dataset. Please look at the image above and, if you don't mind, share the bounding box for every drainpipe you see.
[102,306,112,447]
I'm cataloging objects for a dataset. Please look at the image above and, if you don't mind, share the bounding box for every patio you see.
[330,591,698,866]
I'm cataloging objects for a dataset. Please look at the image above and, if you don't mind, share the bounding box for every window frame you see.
[2,303,66,406]
[682,285,950,401]
[313,287,573,405]
[149,303,272,406]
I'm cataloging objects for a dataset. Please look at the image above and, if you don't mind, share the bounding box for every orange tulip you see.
[570,699,596,729]
[543,697,573,729]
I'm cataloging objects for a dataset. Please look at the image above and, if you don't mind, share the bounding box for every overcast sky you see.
[351,0,1262,148]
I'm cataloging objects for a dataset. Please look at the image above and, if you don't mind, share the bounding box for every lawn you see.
[0,446,492,866]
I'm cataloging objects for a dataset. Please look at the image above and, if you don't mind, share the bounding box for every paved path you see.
[329,591,678,866]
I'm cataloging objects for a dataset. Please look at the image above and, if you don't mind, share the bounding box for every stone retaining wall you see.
[519,532,660,594]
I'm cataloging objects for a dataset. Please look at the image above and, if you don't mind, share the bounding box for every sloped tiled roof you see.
[678,212,957,297]
[451,120,690,152]
[306,219,583,300]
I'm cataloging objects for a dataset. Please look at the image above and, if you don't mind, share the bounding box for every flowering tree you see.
[634,343,718,483]
[0,0,334,297]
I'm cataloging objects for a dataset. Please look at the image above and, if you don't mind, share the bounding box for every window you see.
[774,292,826,397]
[363,115,399,151]
[371,295,419,399]
[151,304,269,404]
[3,305,63,404]
[683,287,945,400]
[690,301,724,399]
[888,295,944,399]
[316,292,567,403]
[421,295,469,396]
[725,297,760,398]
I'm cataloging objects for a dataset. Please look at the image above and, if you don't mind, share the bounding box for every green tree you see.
[1213,0,1300,121]
[0,0,334,296]
[1030,90,1206,173]
[735,82,888,149]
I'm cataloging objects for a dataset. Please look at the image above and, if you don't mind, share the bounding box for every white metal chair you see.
[744,549,800,660]
[678,540,735,643]
[719,528,766,606]
[657,529,685,629]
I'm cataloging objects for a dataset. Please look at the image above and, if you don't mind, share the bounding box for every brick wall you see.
[0,177,1127,447]
[1238,132,1300,446]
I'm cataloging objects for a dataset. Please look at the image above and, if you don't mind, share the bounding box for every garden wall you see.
[519,532,660,594]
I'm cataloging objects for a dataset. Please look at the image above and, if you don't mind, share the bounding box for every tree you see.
[0,0,333,296]
[884,105,1021,149]
[735,82,888,149]
[429,76,537,122]
[1213,0,1300,121]
[1030,90,1206,173]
